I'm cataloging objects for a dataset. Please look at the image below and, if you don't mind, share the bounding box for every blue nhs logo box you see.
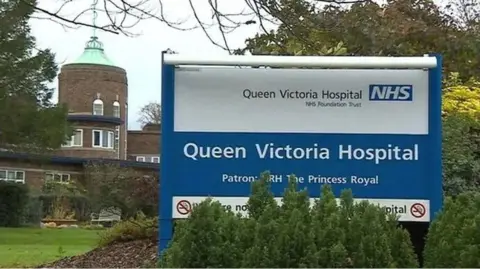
[369,84,413,101]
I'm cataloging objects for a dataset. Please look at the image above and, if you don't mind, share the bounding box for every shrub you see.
[23,195,43,226]
[98,212,157,247]
[442,113,480,196]
[160,173,418,268]
[40,181,91,221]
[83,162,158,219]
[423,192,480,267]
[0,181,30,227]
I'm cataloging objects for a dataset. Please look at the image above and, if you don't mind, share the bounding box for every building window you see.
[93,98,104,116]
[0,170,25,183]
[45,172,70,183]
[152,157,160,163]
[113,101,120,118]
[92,130,114,149]
[62,129,83,147]
[136,156,145,162]
[114,127,120,158]
[93,130,101,147]
[108,131,114,148]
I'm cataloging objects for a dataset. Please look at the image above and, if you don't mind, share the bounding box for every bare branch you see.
[28,0,366,50]
[138,101,161,128]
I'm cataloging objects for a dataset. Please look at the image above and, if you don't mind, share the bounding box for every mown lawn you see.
[0,227,99,268]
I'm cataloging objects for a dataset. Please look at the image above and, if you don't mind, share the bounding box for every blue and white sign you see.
[160,55,442,252]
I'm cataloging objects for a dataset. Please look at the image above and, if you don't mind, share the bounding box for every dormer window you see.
[93,95,104,116]
[113,101,120,118]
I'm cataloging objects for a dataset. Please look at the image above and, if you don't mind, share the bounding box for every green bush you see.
[41,181,92,221]
[423,192,480,267]
[0,181,30,227]
[39,193,91,221]
[160,173,418,268]
[98,212,157,247]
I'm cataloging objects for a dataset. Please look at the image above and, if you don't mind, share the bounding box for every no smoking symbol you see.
[410,203,426,218]
[176,200,192,215]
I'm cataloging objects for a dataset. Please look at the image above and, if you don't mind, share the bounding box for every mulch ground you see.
[38,239,158,268]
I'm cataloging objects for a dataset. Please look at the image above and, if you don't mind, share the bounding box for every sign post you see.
[159,54,443,253]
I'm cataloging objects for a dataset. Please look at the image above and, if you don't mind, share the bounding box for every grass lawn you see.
[0,227,100,268]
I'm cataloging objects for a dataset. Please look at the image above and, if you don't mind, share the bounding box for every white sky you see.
[30,0,450,130]
[31,0,269,130]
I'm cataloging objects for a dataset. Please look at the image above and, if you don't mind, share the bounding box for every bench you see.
[91,208,121,227]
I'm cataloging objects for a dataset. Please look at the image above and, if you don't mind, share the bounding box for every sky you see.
[30,0,269,130]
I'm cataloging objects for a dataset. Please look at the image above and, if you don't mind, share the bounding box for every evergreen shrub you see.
[0,181,30,227]
[160,172,418,268]
[423,192,480,267]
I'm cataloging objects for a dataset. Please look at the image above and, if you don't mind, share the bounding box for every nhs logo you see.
[369,85,413,101]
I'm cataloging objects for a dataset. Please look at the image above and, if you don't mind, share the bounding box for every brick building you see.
[0,35,160,188]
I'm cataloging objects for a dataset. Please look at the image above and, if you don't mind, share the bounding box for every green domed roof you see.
[72,36,117,67]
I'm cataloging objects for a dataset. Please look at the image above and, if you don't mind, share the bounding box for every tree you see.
[423,192,480,267]
[138,101,161,128]
[23,0,480,58]
[442,73,480,196]
[241,0,480,79]
[161,173,418,268]
[443,73,480,117]
[82,161,158,218]
[0,0,70,152]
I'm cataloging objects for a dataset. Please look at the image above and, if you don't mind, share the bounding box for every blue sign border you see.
[158,53,443,253]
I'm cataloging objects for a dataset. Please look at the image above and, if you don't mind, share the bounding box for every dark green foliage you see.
[241,0,480,81]
[0,0,70,151]
[160,199,244,268]
[40,180,91,221]
[97,212,157,246]
[442,113,480,196]
[161,173,418,268]
[39,194,91,221]
[83,162,158,219]
[0,181,30,227]
[423,192,480,267]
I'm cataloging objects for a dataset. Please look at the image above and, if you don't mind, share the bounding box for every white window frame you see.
[136,156,145,162]
[113,102,120,118]
[93,99,104,116]
[152,157,160,163]
[0,169,25,183]
[107,131,114,149]
[45,172,71,183]
[92,130,102,148]
[62,129,83,147]
[93,130,115,149]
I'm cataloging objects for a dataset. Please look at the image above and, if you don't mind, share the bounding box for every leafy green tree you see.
[443,73,480,117]
[441,74,480,196]
[241,0,480,79]
[0,0,70,151]
[424,192,480,267]
[442,113,480,196]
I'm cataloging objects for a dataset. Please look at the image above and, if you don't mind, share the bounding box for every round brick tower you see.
[57,36,128,159]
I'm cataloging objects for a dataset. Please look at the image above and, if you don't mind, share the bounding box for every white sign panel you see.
[174,68,429,134]
[172,196,430,222]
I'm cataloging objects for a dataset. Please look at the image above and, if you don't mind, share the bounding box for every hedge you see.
[0,181,29,227]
